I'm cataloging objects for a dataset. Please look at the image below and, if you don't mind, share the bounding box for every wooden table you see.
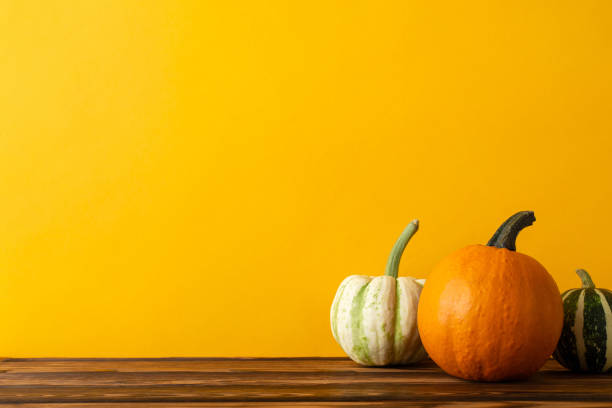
[0,357,609,407]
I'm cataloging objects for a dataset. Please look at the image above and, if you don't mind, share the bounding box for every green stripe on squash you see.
[350,284,372,365]
[553,289,581,371]
[583,289,607,371]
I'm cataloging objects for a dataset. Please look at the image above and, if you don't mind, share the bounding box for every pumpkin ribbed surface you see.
[417,244,563,381]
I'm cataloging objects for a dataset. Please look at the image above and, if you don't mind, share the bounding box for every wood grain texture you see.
[3,403,612,408]
[0,358,608,407]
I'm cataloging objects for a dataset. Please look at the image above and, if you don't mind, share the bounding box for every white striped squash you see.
[330,220,427,366]
[553,269,612,373]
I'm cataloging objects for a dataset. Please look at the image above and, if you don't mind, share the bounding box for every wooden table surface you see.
[0,357,609,407]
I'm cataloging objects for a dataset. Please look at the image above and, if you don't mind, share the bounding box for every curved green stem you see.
[385,220,419,278]
[486,211,535,251]
[576,269,595,288]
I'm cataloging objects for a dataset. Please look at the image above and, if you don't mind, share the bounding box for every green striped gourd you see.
[330,220,426,366]
[553,269,612,373]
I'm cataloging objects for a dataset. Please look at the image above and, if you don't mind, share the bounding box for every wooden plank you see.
[0,358,441,373]
[0,358,607,405]
[0,367,606,386]
[0,383,612,403]
[2,403,612,408]
[0,381,607,403]
[0,358,586,374]
[0,371,460,386]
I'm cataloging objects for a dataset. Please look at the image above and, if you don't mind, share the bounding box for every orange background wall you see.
[1,1,611,356]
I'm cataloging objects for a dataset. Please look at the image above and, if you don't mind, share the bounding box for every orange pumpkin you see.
[417,211,563,381]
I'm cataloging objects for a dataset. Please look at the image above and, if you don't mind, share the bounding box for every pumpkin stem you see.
[384,220,419,278]
[576,269,595,288]
[486,211,535,251]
